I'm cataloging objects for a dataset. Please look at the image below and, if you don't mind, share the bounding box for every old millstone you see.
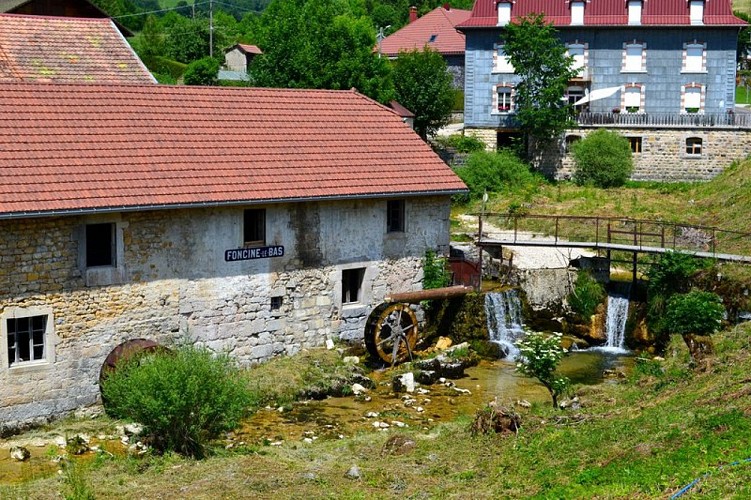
[10,446,31,462]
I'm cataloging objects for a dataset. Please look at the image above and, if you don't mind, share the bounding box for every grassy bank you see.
[3,324,751,498]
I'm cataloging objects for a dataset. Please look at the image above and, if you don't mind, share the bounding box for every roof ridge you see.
[0,12,111,23]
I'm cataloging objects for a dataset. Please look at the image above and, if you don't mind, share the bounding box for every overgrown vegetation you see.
[572,129,634,188]
[567,270,605,318]
[433,133,486,153]
[101,345,252,458]
[665,290,725,337]
[422,250,451,289]
[515,332,570,408]
[455,150,543,200]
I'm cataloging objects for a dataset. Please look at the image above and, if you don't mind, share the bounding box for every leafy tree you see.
[392,48,455,139]
[250,0,392,102]
[163,13,225,64]
[134,15,165,61]
[455,149,541,199]
[516,332,569,408]
[571,129,633,188]
[502,14,578,142]
[665,291,725,336]
[101,345,252,458]
[184,57,220,86]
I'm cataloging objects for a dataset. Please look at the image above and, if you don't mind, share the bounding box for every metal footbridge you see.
[475,213,751,264]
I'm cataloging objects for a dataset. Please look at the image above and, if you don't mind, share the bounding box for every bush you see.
[516,332,570,408]
[435,133,486,153]
[183,57,220,86]
[423,250,451,289]
[456,149,541,199]
[567,270,605,318]
[572,130,633,188]
[665,291,725,336]
[647,251,705,297]
[101,345,252,458]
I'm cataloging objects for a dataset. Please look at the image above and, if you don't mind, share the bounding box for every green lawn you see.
[735,0,751,16]
[737,85,751,105]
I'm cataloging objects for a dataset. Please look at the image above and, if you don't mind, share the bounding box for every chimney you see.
[443,3,450,10]
[409,6,418,23]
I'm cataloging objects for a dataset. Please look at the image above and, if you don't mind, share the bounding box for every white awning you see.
[574,86,621,106]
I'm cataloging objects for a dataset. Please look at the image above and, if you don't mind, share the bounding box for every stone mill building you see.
[0,82,467,433]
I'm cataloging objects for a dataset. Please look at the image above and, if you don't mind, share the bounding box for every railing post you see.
[555,217,559,244]
[513,216,518,243]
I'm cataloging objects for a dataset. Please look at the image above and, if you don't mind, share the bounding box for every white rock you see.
[325,339,335,350]
[366,411,379,418]
[345,465,361,479]
[399,373,415,393]
[124,423,143,436]
[416,388,430,395]
[452,387,471,395]
[391,421,407,428]
[352,383,368,395]
[343,356,360,364]
[10,446,30,462]
[303,438,313,444]
[416,407,424,413]
[54,436,67,448]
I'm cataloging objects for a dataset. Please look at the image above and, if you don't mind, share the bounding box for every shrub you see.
[665,291,725,336]
[567,270,605,318]
[456,149,541,199]
[646,251,705,297]
[516,332,570,408]
[572,129,633,188]
[101,345,252,458]
[183,57,220,86]
[423,250,451,289]
[439,133,486,153]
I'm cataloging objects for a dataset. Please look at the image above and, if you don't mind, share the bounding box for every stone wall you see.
[466,126,751,182]
[0,196,451,432]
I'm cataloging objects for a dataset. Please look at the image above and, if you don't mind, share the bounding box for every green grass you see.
[4,326,751,497]
[736,85,751,105]
[734,0,751,16]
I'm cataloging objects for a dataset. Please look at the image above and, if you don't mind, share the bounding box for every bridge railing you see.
[475,213,751,258]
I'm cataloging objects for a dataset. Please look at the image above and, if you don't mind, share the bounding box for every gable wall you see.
[0,196,451,432]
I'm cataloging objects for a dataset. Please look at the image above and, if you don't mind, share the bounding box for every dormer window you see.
[571,1,585,25]
[628,0,642,25]
[689,0,704,25]
[497,1,511,26]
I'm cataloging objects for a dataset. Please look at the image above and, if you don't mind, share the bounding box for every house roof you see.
[459,0,746,29]
[379,6,472,57]
[0,0,133,36]
[0,83,467,218]
[0,14,155,83]
[235,43,262,55]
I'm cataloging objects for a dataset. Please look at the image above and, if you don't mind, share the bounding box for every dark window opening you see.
[86,223,115,267]
[271,296,283,311]
[244,209,266,246]
[686,137,702,155]
[429,34,438,43]
[565,135,581,153]
[387,200,405,233]
[627,137,642,153]
[342,268,365,304]
[7,315,46,366]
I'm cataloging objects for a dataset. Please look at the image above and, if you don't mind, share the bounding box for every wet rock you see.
[381,435,416,456]
[414,357,470,380]
[393,372,415,393]
[345,465,361,480]
[415,370,439,385]
[10,446,31,462]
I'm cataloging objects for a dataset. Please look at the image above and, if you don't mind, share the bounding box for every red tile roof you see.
[0,14,155,83]
[0,83,467,217]
[379,6,472,57]
[459,0,746,28]
[236,43,262,55]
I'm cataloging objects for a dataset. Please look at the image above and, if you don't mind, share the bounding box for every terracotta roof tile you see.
[0,83,467,217]
[0,14,155,83]
[380,7,471,57]
[459,0,746,28]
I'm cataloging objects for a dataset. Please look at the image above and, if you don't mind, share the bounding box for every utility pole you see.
[209,0,214,58]
[377,25,390,58]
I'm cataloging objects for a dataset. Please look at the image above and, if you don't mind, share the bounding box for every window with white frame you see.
[623,42,645,72]
[623,85,643,113]
[628,0,642,25]
[493,44,514,73]
[683,42,705,73]
[689,0,704,25]
[497,2,511,26]
[682,84,704,114]
[3,307,55,369]
[493,84,514,113]
[567,43,586,78]
[571,1,584,25]
[686,137,703,155]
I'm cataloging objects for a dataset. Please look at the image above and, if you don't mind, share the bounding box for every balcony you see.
[576,111,751,129]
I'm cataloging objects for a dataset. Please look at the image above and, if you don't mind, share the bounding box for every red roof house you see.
[0,14,155,84]
[379,5,472,88]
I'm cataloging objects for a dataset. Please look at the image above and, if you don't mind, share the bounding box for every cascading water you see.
[599,284,631,353]
[485,290,525,359]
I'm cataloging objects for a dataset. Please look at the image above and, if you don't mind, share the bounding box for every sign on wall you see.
[224,245,285,262]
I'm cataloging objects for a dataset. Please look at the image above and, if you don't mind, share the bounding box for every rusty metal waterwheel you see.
[364,302,419,365]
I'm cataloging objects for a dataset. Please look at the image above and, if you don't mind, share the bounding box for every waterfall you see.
[600,284,631,353]
[485,290,525,360]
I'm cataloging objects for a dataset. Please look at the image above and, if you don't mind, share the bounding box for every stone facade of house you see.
[0,195,451,433]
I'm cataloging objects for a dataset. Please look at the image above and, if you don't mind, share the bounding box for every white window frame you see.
[628,0,642,25]
[571,1,585,25]
[566,42,588,79]
[492,44,515,73]
[622,41,646,73]
[492,84,514,114]
[689,0,704,25]
[685,136,703,156]
[497,2,511,26]
[681,83,705,114]
[1,306,56,371]
[682,42,706,73]
[622,84,645,113]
